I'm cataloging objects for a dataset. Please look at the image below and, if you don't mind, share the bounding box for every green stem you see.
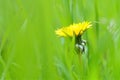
[94,0,99,39]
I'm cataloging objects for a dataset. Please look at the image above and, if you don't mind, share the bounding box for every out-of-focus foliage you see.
[0,0,120,80]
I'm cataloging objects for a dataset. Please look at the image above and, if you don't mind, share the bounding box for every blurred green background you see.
[0,0,120,80]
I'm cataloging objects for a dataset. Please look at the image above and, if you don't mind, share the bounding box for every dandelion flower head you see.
[55,21,92,37]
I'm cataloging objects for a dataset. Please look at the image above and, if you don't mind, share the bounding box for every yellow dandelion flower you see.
[55,21,92,37]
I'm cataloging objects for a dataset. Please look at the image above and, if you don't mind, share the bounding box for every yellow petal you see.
[80,21,92,34]
[62,26,73,37]
[55,28,67,37]
[71,23,82,35]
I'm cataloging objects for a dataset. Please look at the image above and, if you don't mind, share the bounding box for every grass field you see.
[0,0,120,80]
